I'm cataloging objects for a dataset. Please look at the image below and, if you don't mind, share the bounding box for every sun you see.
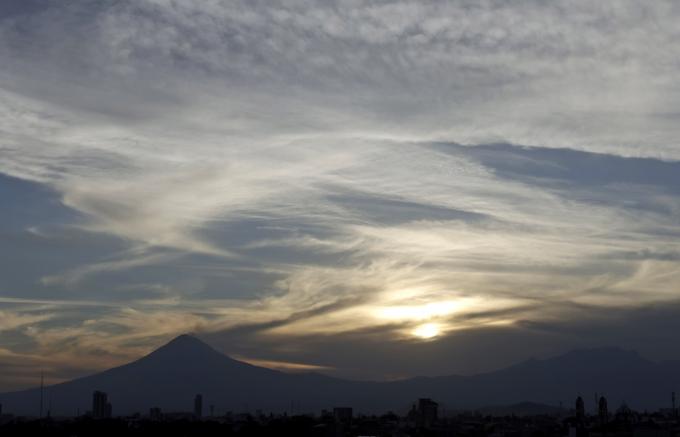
[412,323,440,339]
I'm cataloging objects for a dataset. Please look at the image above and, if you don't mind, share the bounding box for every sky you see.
[1,0,680,391]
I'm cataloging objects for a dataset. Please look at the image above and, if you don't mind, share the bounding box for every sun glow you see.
[376,298,478,321]
[413,323,440,339]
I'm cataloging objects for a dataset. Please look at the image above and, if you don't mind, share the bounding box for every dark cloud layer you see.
[203,299,680,380]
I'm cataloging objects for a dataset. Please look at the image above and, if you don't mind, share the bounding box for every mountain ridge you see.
[0,335,676,416]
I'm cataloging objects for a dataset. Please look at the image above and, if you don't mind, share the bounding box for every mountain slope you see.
[385,347,673,410]
[0,335,368,416]
[1,336,678,416]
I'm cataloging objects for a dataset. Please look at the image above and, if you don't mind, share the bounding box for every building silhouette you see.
[615,402,633,423]
[575,395,585,421]
[194,394,203,418]
[92,391,112,419]
[332,407,352,436]
[415,398,438,428]
[598,396,608,425]
[149,407,162,421]
[333,407,352,424]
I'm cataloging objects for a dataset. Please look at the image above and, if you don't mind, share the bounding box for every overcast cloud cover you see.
[1,0,680,390]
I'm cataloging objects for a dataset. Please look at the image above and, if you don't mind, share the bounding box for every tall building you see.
[149,407,162,421]
[92,391,112,419]
[616,402,632,422]
[417,398,438,428]
[598,396,608,425]
[194,394,203,418]
[333,407,353,424]
[575,396,585,421]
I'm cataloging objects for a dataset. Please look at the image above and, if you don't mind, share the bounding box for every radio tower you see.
[673,392,677,417]
[39,371,44,418]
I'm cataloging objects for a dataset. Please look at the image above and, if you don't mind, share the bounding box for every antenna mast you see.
[39,371,44,418]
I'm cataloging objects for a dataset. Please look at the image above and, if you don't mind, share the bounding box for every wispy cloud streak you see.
[1,0,680,387]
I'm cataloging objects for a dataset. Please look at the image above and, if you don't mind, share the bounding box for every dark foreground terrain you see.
[2,408,680,437]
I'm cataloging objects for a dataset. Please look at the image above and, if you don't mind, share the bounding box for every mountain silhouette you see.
[1,335,677,416]
[0,335,360,416]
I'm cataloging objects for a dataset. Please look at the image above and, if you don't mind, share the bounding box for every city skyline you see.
[2,0,680,395]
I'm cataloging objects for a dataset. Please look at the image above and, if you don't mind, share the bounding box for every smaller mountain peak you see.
[560,347,642,360]
[506,347,649,373]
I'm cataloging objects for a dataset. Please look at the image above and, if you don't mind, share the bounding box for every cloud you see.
[1,0,680,389]
[0,310,51,333]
